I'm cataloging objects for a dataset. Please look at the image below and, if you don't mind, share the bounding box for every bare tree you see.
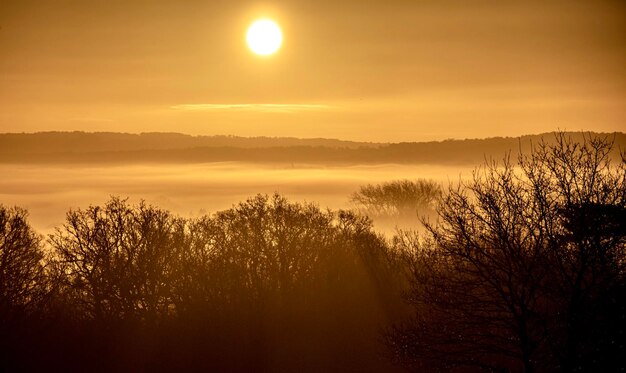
[521,134,626,372]
[173,194,393,312]
[49,197,186,323]
[351,179,441,219]
[0,205,47,321]
[167,194,402,372]
[388,133,626,372]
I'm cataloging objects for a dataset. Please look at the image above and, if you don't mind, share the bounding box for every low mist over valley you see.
[4,131,622,234]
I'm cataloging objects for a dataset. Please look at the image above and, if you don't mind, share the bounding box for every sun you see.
[246,19,283,56]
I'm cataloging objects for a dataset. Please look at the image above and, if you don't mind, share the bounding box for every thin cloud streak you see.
[67,117,116,123]
[171,103,335,113]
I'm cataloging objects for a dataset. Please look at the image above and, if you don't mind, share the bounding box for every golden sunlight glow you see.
[246,19,283,56]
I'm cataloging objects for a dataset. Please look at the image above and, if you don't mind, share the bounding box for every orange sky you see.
[0,0,624,141]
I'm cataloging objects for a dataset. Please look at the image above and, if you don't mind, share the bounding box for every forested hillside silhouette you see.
[1,131,624,165]
[1,133,624,372]
[0,132,379,154]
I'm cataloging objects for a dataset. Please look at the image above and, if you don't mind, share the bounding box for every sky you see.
[0,0,624,142]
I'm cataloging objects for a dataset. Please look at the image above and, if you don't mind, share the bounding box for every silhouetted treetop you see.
[351,179,441,218]
[0,205,47,320]
[49,197,187,322]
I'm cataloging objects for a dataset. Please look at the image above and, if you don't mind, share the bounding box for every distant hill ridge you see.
[0,131,380,153]
[0,131,623,165]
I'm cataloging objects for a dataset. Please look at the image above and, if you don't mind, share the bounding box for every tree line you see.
[1,133,624,372]
[2,194,405,372]
[3,131,623,166]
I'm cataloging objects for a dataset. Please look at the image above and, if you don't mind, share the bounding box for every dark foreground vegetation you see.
[1,134,625,372]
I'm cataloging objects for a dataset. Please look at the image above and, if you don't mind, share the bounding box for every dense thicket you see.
[1,133,624,372]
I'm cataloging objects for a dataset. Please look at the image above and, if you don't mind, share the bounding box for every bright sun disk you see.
[246,19,282,56]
